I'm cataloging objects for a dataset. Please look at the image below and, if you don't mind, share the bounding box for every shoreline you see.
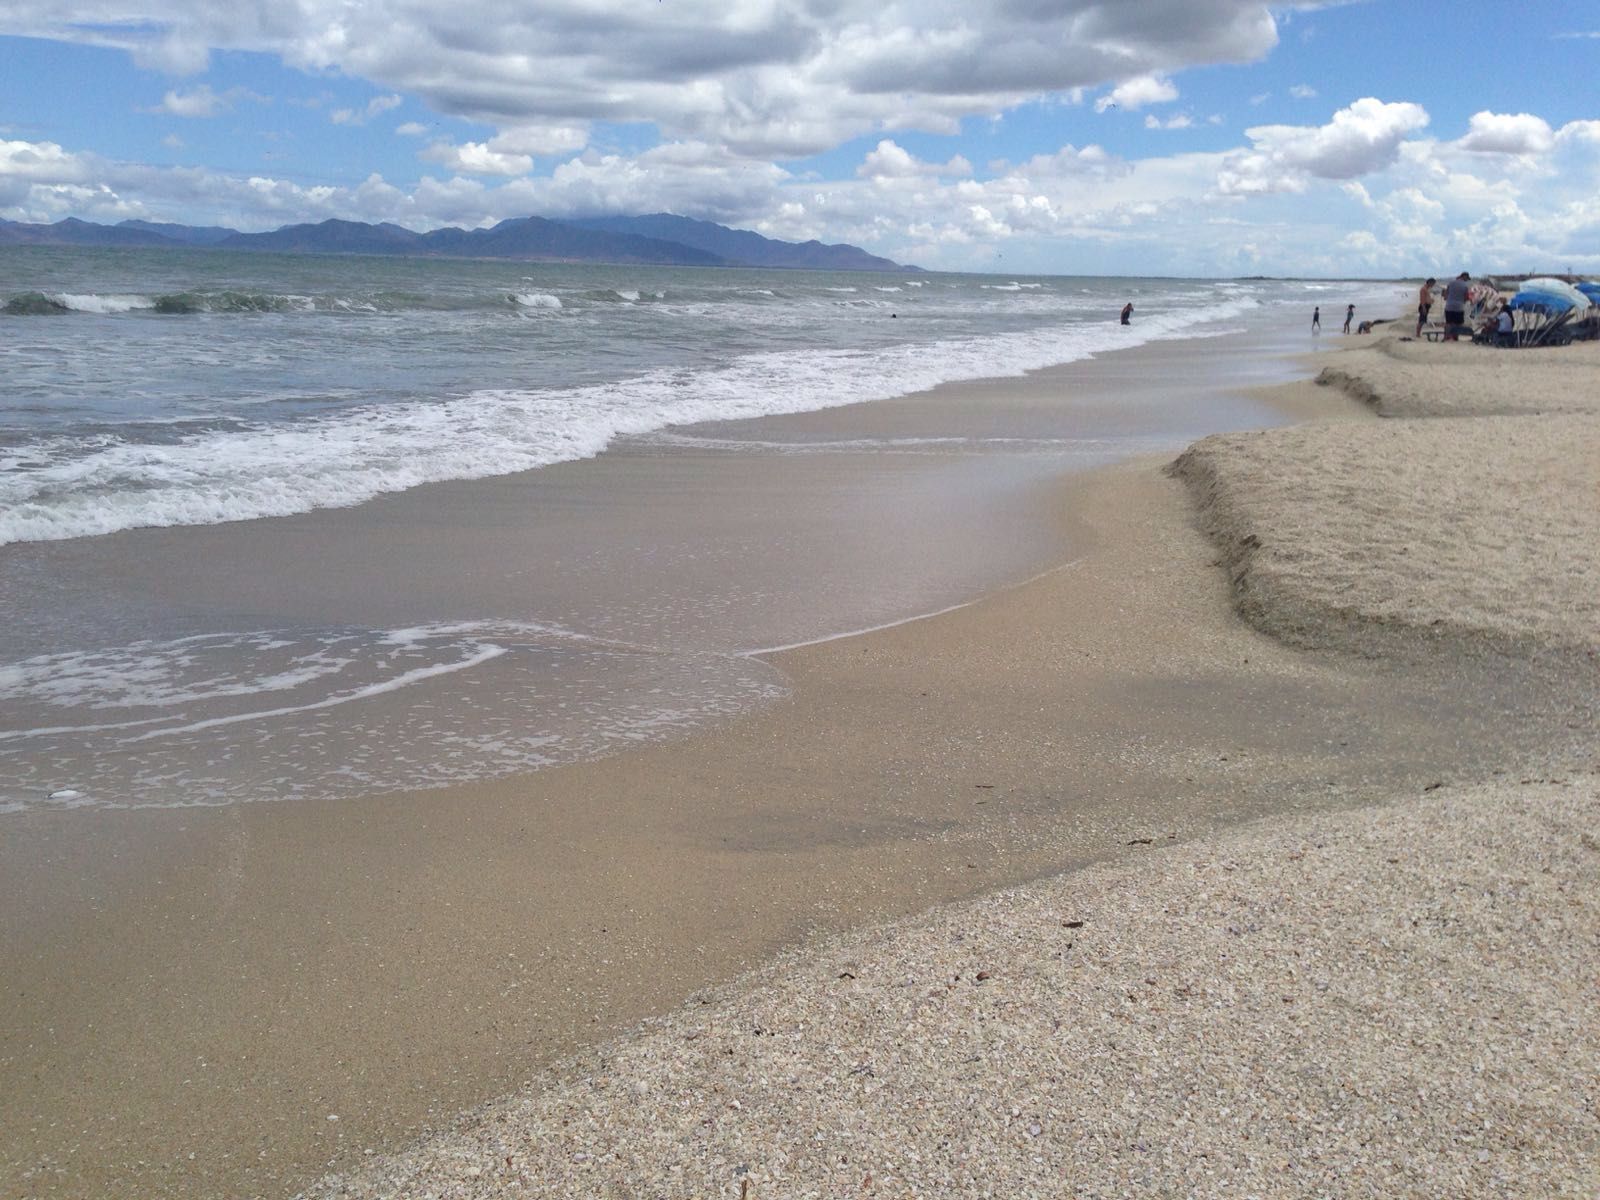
[0,321,1318,818]
[15,314,1593,1199]
[314,332,1598,1196]
[311,333,1599,1197]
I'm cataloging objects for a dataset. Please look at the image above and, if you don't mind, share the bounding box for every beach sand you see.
[308,333,1599,1198]
[6,329,1597,1198]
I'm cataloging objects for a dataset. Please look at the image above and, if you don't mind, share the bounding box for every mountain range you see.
[0,213,916,271]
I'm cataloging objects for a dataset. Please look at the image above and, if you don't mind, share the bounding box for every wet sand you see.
[0,332,1314,815]
[311,334,1598,1197]
[12,320,1586,1198]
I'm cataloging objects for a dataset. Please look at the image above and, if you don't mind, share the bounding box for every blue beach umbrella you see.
[1508,277,1591,315]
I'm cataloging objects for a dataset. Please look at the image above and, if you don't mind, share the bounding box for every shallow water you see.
[0,250,1399,813]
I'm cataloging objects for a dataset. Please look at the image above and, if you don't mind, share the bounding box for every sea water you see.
[1,246,1388,813]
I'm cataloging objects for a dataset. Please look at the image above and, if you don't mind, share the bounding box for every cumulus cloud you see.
[1145,113,1194,131]
[0,138,90,184]
[857,139,972,180]
[1096,75,1179,113]
[1456,111,1555,156]
[420,140,534,177]
[1218,97,1430,194]
[1556,119,1600,145]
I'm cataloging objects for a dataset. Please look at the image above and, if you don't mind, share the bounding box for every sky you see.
[1,1,1597,276]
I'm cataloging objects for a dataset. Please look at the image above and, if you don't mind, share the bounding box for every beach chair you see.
[1517,308,1573,348]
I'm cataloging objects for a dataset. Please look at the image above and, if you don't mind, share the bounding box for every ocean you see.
[1,245,1391,814]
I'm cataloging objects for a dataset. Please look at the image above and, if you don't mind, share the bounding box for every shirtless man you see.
[1416,277,1437,337]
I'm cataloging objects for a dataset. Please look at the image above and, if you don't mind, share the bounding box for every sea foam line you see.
[0,296,1259,546]
[118,643,509,742]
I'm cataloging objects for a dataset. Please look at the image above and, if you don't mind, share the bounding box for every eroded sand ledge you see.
[315,336,1600,1198]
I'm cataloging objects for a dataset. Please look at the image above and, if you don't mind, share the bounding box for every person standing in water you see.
[1312,306,1321,334]
[1343,303,1355,333]
[1119,302,1133,325]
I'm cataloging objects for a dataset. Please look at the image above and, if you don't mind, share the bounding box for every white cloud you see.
[161,133,185,150]
[1096,75,1179,113]
[395,122,429,138]
[1145,113,1194,131]
[0,138,90,184]
[7,105,1600,278]
[1557,120,1600,145]
[0,0,1294,157]
[1218,97,1430,194]
[1288,84,1317,99]
[857,139,972,180]
[1456,111,1555,156]
[487,124,590,157]
[152,84,267,118]
[420,140,534,177]
[156,85,230,118]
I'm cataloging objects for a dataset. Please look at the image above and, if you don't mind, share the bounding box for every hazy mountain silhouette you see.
[0,213,916,270]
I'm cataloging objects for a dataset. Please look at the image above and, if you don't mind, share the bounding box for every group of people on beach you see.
[1416,273,1475,340]
[1312,273,1498,344]
[1417,272,1516,343]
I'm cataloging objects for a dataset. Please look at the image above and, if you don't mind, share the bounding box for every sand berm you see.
[313,335,1599,1199]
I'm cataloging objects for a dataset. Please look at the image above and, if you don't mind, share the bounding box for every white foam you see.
[50,293,155,313]
[122,643,508,742]
[0,619,787,813]
[0,294,1262,545]
[513,293,562,309]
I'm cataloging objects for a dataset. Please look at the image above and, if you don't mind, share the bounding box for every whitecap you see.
[0,290,1272,547]
[50,293,155,314]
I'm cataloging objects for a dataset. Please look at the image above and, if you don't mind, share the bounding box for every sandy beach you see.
[5,325,1597,1198]
[310,332,1598,1198]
